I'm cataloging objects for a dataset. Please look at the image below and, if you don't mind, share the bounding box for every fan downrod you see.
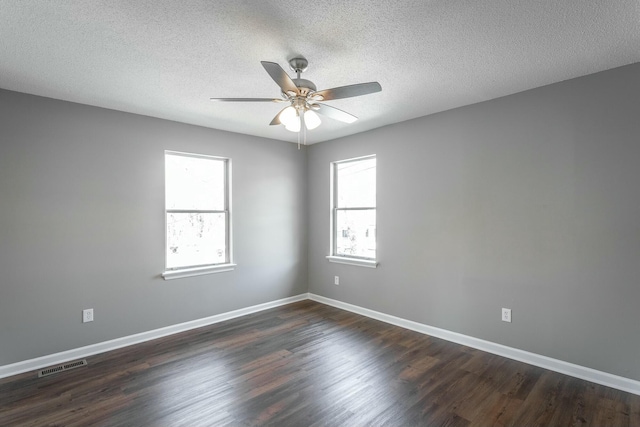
[288,56,315,95]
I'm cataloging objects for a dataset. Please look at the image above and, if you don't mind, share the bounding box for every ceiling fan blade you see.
[313,82,381,101]
[261,61,299,95]
[210,98,283,102]
[313,103,358,123]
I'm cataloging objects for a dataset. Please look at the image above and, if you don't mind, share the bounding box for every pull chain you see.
[299,109,307,149]
[297,108,302,149]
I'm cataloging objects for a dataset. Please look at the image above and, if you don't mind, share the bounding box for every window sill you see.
[326,256,378,268]
[162,264,236,280]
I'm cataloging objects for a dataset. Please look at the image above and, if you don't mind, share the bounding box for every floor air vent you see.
[38,359,88,378]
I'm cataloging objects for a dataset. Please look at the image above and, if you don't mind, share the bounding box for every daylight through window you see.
[332,155,376,260]
[165,151,230,271]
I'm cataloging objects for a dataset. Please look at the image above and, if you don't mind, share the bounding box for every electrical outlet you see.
[501,308,512,323]
[83,308,94,323]
[334,276,339,285]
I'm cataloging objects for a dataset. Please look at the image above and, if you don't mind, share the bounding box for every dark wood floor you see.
[1,300,639,426]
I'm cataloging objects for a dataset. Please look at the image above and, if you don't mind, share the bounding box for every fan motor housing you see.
[292,78,316,96]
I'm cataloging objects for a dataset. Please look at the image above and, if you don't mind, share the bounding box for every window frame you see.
[327,154,378,268]
[162,150,235,280]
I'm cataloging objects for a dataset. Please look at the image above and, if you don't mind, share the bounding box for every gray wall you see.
[2,63,639,382]
[307,63,640,381]
[0,90,308,366]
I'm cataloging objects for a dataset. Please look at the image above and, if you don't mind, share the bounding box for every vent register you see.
[38,359,88,378]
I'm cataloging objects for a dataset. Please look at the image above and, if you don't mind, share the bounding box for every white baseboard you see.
[0,293,309,380]
[3,292,639,397]
[308,293,640,396]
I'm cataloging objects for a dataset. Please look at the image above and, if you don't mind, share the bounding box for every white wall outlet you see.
[502,308,512,323]
[83,308,94,323]
[334,276,339,285]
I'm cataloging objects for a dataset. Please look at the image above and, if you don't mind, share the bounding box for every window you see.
[162,151,234,279]
[328,155,378,268]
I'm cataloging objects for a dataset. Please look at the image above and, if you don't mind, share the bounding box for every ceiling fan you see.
[210,56,381,134]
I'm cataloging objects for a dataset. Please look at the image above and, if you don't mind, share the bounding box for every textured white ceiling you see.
[1,0,639,144]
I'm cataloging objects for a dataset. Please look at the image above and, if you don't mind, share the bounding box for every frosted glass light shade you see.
[304,110,321,130]
[280,106,300,132]
[285,119,301,132]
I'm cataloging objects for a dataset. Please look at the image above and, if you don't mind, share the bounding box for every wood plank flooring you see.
[1,300,639,426]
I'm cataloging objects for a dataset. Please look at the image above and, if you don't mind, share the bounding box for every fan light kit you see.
[211,56,381,147]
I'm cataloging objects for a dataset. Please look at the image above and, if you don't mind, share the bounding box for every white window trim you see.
[163,151,234,279]
[162,263,237,280]
[329,154,378,268]
[326,256,378,268]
